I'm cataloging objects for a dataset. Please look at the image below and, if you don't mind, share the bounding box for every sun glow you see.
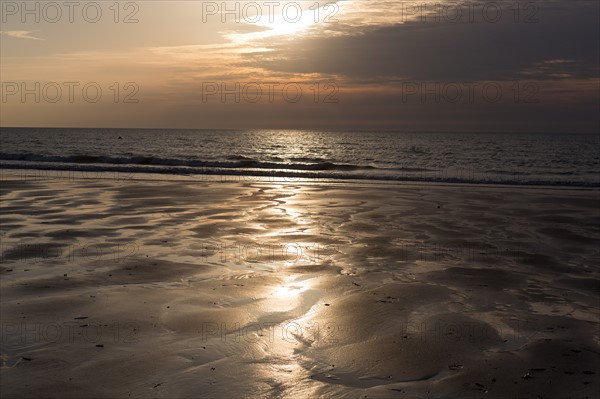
[225,2,333,44]
[255,12,317,37]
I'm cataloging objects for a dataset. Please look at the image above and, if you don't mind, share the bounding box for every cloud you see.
[0,31,44,41]
[239,1,599,83]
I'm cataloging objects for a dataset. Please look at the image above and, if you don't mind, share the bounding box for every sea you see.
[1,128,598,187]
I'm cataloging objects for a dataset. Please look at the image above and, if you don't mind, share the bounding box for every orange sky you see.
[1,0,598,132]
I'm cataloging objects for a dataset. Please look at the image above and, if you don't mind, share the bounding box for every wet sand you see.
[1,175,599,398]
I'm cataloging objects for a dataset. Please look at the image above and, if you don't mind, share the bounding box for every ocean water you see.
[1,128,598,187]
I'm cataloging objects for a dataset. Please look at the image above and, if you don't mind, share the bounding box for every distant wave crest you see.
[1,155,598,187]
[0,153,374,172]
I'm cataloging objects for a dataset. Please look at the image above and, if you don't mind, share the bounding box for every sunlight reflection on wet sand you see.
[1,177,599,398]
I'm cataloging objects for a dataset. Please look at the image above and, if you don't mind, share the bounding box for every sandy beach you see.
[1,174,598,398]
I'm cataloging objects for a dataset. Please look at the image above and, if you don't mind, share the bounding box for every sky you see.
[1,0,599,132]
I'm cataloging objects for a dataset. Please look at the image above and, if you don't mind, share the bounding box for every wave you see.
[1,160,598,187]
[0,153,370,172]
